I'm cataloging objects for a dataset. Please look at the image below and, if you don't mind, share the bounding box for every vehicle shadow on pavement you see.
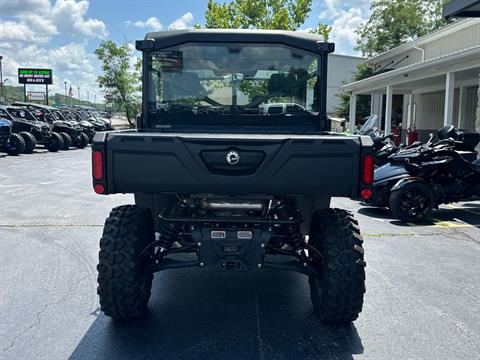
[359,204,480,229]
[69,269,363,360]
[357,206,392,220]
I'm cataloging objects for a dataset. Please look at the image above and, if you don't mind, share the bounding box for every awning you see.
[443,0,480,19]
[341,45,480,94]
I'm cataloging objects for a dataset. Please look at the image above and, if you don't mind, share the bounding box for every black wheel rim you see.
[399,187,430,219]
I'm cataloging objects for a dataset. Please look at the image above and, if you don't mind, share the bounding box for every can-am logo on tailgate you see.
[226,150,240,165]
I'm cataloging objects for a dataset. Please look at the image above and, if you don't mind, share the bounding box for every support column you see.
[458,86,465,129]
[385,86,393,134]
[444,72,455,126]
[378,94,384,131]
[349,93,357,132]
[406,94,413,129]
[476,72,480,153]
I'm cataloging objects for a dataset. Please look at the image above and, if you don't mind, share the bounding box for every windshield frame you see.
[141,40,330,132]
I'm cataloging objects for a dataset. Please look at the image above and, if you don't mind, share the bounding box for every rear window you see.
[146,42,323,130]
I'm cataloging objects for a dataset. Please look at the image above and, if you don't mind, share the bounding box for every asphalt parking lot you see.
[1,148,479,360]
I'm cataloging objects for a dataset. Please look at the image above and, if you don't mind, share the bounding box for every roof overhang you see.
[369,19,480,63]
[342,45,480,94]
[443,0,480,19]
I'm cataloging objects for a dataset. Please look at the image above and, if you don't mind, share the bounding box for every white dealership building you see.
[343,18,480,142]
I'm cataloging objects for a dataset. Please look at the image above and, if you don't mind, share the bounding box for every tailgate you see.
[93,131,372,198]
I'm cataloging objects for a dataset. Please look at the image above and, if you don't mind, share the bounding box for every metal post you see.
[64,81,67,105]
[349,93,357,133]
[444,72,455,126]
[457,86,465,129]
[0,55,3,100]
[24,84,27,102]
[45,84,49,106]
[385,86,393,134]
[78,87,80,104]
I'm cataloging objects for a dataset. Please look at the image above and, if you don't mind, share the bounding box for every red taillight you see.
[92,151,103,181]
[362,154,375,185]
[94,184,105,194]
[361,188,373,200]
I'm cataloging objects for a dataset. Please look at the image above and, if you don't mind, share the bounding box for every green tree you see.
[338,0,450,122]
[95,41,141,127]
[356,0,449,57]
[203,0,332,101]
[335,63,374,121]
[205,0,312,30]
[309,23,332,41]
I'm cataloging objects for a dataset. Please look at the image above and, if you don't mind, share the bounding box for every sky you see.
[0,0,372,102]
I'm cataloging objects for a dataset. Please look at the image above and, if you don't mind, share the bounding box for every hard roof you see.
[0,105,27,110]
[139,29,334,54]
[12,101,56,110]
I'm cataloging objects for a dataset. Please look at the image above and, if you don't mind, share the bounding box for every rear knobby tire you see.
[97,205,155,320]
[59,132,72,150]
[6,133,26,155]
[74,132,89,149]
[308,208,366,324]
[19,132,37,153]
[45,132,63,152]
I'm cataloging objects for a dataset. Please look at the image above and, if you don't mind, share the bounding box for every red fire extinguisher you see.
[407,123,418,145]
[391,126,401,146]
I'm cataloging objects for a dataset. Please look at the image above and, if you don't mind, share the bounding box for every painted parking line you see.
[431,219,473,228]
[364,232,417,237]
[446,204,480,216]
[403,219,473,228]
[0,224,103,228]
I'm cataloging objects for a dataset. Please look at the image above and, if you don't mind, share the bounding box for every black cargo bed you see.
[94,131,372,197]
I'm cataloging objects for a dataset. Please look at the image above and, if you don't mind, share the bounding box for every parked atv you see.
[73,105,112,130]
[13,102,89,150]
[0,117,26,155]
[0,105,63,152]
[53,109,95,143]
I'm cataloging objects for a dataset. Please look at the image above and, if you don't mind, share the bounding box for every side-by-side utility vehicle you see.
[92,30,374,324]
[0,105,64,153]
[13,102,89,150]
[0,117,25,155]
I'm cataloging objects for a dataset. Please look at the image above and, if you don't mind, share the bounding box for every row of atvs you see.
[0,102,112,155]
[359,115,480,222]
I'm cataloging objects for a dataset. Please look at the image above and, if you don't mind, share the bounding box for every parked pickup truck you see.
[92,29,374,324]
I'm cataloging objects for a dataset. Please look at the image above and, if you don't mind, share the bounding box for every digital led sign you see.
[18,68,53,85]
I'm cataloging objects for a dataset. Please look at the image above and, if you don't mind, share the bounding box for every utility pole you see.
[0,55,4,100]
[64,81,67,105]
[77,87,80,105]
